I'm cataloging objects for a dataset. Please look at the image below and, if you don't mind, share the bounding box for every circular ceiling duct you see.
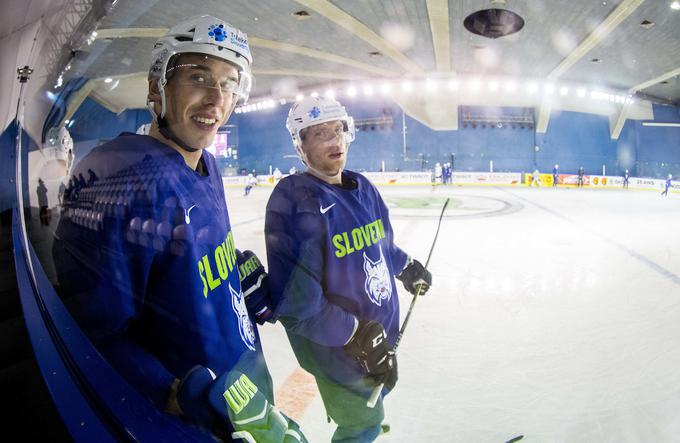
[464,8,525,39]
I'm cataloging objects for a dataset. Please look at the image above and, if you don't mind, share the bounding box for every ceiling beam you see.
[426,0,451,72]
[249,37,396,77]
[252,68,358,81]
[295,0,424,74]
[610,103,630,139]
[535,101,551,134]
[95,28,396,77]
[629,66,680,92]
[546,0,645,80]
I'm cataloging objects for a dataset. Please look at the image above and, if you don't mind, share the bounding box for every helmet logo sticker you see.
[308,106,321,119]
[208,24,226,42]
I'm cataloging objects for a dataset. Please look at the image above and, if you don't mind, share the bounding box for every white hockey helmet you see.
[148,15,253,119]
[286,96,355,149]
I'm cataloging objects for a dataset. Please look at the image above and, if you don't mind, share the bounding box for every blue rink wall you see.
[24,97,680,179]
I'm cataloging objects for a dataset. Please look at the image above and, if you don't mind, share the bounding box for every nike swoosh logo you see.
[184,204,196,224]
[320,203,336,214]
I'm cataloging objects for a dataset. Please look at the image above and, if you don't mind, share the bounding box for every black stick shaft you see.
[367,197,449,407]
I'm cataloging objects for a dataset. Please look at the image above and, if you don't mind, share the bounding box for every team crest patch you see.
[363,245,392,306]
[229,283,256,351]
[308,106,321,119]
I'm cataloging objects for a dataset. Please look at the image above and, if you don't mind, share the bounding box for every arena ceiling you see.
[3,0,680,135]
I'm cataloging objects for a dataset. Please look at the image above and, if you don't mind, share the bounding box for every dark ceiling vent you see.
[639,20,655,29]
[369,51,382,57]
[591,58,602,63]
[291,10,311,20]
[464,8,524,39]
[660,80,669,84]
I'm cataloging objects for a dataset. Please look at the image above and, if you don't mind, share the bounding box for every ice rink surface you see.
[226,182,680,443]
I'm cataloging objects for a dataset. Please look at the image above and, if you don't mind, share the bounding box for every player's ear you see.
[148,79,161,103]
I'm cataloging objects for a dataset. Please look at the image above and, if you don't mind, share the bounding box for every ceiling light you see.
[324,89,335,98]
[672,1,680,10]
[310,91,319,98]
[295,94,304,101]
[426,79,437,92]
[104,77,112,83]
[347,86,357,97]
[559,86,568,96]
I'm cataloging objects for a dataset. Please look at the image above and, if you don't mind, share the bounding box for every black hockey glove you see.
[376,350,398,391]
[236,250,274,324]
[344,320,394,378]
[396,258,432,296]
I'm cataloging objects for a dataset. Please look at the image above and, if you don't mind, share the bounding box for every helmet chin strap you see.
[158,116,200,153]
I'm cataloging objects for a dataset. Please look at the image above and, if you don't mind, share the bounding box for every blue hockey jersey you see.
[54,133,272,407]
[265,171,409,385]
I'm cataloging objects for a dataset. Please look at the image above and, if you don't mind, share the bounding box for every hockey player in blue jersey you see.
[53,16,304,442]
[623,169,630,189]
[262,96,432,442]
[661,174,672,196]
[552,164,559,187]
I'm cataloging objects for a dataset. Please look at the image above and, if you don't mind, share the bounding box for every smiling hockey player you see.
[53,15,305,442]
[263,96,432,442]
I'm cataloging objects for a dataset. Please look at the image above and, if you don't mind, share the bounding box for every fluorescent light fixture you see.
[104,77,113,83]
[447,80,459,91]
[577,88,586,97]
[324,89,335,98]
[295,94,304,101]
[310,91,319,98]
[559,86,568,96]
[642,122,680,127]
[347,86,357,97]
[671,1,680,10]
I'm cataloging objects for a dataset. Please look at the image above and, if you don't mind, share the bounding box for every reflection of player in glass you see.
[623,169,629,189]
[531,168,541,187]
[53,16,305,442]
[577,166,585,188]
[552,164,559,187]
[264,96,432,442]
[661,174,672,197]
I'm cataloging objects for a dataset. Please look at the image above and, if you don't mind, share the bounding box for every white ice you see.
[226,183,680,443]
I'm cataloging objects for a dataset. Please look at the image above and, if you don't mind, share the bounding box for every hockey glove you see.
[396,258,432,296]
[375,350,398,391]
[177,366,308,442]
[236,250,274,324]
[344,320,394,379]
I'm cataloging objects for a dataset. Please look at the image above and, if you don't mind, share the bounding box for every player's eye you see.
[190,74,207,84]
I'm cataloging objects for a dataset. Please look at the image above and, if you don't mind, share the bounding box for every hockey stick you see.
[367,197,450,407]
